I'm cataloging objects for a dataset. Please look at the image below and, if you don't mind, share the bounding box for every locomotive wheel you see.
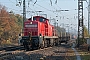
[44,43,47,48]
[50,44,53,47]
[41,44,44,49]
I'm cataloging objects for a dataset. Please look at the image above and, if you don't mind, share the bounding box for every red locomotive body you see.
[44,20,53,36]
[24,16,56,37]
[24,16,45,36]
[24,20,38,36]
[22,16,58,50]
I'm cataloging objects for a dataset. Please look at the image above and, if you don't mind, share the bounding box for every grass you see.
[66,48,90,60]
[77,48,90,60]
[81,55,90,60]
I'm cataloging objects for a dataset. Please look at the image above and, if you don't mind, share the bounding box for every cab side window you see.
[40,18,45,22]
[33,17,36,20]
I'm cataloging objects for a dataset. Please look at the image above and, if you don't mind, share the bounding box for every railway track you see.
[0,46,25,60]
[0,51,25,60]
[0,44,72,60]
[0,46,25,51]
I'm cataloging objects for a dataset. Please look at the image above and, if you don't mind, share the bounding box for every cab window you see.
[33,17,36,20]
[40,18,45,22]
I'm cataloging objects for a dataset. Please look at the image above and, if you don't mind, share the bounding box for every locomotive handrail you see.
[44,36,58,38]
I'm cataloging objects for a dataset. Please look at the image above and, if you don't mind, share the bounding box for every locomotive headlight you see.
[30,22,32,24]
[39,34,42,37]
[40,36,42,37]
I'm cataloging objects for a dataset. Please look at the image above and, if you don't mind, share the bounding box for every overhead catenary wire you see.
[12,0,87,22]
[6,0,88,22]
[29,0,60,15]
[27,0,86,22]
[55,0,57,4]
[32,1,59,16]
[50,0,52,6]
[7,0,75,18]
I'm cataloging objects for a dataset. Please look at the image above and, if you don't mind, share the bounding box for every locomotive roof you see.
[28,16,49,21]
[34,16,47,19]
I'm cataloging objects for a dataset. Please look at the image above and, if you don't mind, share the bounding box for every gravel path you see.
[72,48,81,60]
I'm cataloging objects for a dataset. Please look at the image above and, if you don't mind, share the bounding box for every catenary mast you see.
[23,0,26,30]
[88,0,90,35]
[77,0,84,47]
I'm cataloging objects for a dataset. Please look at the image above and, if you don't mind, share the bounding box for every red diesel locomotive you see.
[22,16,58,50]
